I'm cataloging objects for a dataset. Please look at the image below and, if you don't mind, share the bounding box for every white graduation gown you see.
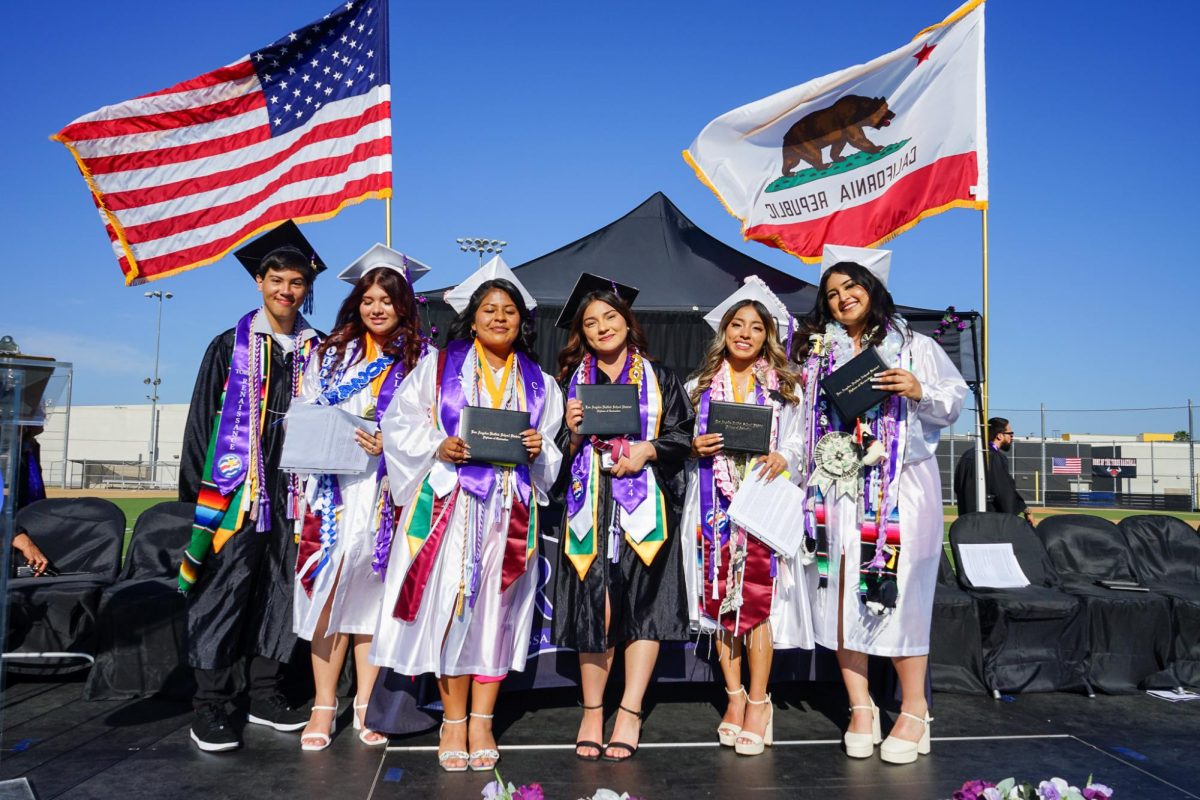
[371,350,564,677]
[292,348,392,640]
[807,332,967,657]
[681,376,814,650]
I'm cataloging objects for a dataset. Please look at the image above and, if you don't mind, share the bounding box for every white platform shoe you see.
[842,701,882,759]
[879,711,932,765]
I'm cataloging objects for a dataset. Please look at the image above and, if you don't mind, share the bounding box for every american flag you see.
[1052,457,1082,475]
[53,0,391,285]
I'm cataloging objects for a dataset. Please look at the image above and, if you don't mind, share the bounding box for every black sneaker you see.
[191,703,241,752]
[247,694,309,732]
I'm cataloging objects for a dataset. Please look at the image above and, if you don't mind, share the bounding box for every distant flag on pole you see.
[52,0,391,285]
[1052,457,1082,475]
[683,0,987,263]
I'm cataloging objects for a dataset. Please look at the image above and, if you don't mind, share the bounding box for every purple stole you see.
[391,340,546,621]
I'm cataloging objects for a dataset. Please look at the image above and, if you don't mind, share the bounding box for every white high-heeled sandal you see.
[437,716,470,772]
[352,702,387,746]
[718,685,746,747]
[880,711,933,765]
[467,712,500,772]
[300,704,338,752]
[734,694,773,756]
[843,700,882,759]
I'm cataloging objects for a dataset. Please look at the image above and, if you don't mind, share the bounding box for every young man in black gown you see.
[178,222,324,752]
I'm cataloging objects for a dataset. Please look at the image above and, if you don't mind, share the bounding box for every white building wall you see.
[37,403,188,486]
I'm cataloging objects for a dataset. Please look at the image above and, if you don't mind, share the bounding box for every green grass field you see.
[110,494,175,555]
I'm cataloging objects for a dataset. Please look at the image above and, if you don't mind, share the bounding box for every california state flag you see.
[684,0,987,263]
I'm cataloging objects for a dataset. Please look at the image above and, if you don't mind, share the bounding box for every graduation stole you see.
[564,349,666,580]
[391,339,545,622]
[296,337,411,597]
[179,309,316,593]
[697,360,782,629]
[799,321,907,615]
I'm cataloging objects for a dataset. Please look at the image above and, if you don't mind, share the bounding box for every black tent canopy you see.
[421,192,979,382]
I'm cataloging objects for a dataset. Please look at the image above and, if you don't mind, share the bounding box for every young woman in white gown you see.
[794,246,966,764]
[373,264,563,772]
[292,252,427,750]
[682,277,813,756]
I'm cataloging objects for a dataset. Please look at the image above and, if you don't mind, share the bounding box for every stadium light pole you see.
[144,291,173,485]
[455,237,508,266]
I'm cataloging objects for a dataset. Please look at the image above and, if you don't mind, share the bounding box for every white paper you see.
[1146,689,1200,703]
[279,402,376,475]
[957,543,1031,589]
[726,468,807,558]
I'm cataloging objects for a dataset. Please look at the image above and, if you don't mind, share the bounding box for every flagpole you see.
[385,197,392,247]
[975,205,990,513]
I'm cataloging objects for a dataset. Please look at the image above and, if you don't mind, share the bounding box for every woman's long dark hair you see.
[556,289,653,382]
[315,267,425,373]
[445,279,538,357]
[792,261,908,362]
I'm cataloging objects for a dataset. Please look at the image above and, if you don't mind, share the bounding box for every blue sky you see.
[2,0,1197,436]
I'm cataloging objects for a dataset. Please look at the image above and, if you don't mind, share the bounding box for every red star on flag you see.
[914,42,936,64]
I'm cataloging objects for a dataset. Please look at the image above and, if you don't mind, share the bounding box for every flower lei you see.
[710,358,780,501]
[801,316,908,615]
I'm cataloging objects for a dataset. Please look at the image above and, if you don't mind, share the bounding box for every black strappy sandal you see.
[575,701,604,762]
[601,705,644,762]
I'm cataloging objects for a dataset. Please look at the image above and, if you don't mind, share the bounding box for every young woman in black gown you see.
[551,278,693,762]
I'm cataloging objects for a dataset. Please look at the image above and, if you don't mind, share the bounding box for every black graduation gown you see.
[953,446,1027,516]
[179,327,305,670]
[551,361,695,652]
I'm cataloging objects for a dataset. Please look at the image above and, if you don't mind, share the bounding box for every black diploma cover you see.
[460,406,531,465]
[820,347,891,422]
[577,384,641,436]
[708,401,772,455]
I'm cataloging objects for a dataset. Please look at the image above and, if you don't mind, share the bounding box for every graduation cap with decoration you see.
[234,220,326,314]
[337,243,432,285]
[443,255,538,315]
[820,243,892,288]
[554,272,640,330]
[703,274,796,346]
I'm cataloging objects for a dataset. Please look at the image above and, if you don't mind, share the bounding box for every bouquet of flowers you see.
[481,773,645,800]
[951,777,1113,800]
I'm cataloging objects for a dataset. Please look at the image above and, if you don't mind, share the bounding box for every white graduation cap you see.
[703,275,796,342]
[442,254,537,314]
[820,244,892,288]
[337,243,432,285]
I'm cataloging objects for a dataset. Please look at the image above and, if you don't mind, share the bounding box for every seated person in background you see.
[13,528,50,576]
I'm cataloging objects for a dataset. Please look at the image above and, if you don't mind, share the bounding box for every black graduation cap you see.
[233,221,326,281]
[555,273,640,330]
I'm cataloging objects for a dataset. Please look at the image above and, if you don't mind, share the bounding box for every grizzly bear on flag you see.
[780,95,895,176]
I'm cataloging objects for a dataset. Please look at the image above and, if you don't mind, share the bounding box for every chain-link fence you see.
[43,459,180,491]
[938,402,1198,511]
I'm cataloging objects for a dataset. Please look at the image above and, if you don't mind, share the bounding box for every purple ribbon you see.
[438,340,545,503]
[212,310,258,496]
[566,352,650,522]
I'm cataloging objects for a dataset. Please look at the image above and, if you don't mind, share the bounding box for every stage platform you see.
[3,679,1198,799]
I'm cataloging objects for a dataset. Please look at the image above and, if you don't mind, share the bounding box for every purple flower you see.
[416,295,428,305]
[511,784,544,800]
[956,780,998,800]
[1082,785,1112,800]
[1037,780,1063,800]
[480,780,504,800]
